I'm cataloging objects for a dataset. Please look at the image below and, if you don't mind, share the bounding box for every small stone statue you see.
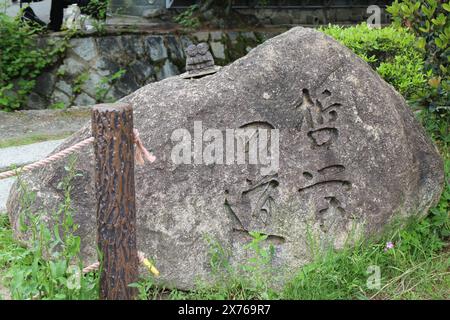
[184,43,218,77]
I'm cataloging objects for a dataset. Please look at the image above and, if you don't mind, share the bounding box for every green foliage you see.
[81,0,109,20]
[131,211,449,300]
[0,156,98,300]
[49,102,67,110]
[282,222,449,299]
[0,132,72,149]
[0,12,70,111]
[168,231,278,300]
[132,231,279,300]
[321,23,428,101]
[387,0,449,111]
[94,69,125,103]
[174,5,201,30]
[241,232,275,274]
[205,235,231,274]
[419,108,450,241]
[72,72,89,95]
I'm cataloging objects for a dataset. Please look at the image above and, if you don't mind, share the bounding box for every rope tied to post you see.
[82,251,160,277]
[0,126,159,277]
[133,129,156,165]
[0,129,155,181]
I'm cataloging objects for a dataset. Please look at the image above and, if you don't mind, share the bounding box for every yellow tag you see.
[143,258,160,277]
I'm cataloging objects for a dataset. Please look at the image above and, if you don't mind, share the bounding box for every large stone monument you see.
[7,27,444,290]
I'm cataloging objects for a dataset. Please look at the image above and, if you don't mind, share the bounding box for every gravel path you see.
[0,107,90,144]
[0,108,89,212]
[0,139,65,171]
[0,139,65,212]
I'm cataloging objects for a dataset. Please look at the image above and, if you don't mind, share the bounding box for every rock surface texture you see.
[7,27,444,289]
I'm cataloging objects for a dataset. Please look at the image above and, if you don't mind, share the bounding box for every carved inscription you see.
[241,175,279,226]
[297,88,352,232]
[297,89,341,148]
[224,121,282,239]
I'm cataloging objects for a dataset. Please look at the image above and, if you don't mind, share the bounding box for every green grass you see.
[0,157,98,300]
[129,216,449,300]
[280,222,450,300]
[0,132,72,149]
[3,213,447,300]
[0,213,26,300]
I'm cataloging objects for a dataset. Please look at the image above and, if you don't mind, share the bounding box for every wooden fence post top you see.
[92,102,132,113]
[92,102,138,300]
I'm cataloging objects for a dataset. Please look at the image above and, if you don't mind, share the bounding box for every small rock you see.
[145,36,168,62]
[50,89,71,107]
[55,80,73,96]
[94,58,121,77]
[166,36,185,62]
[69,37,97,62]
[193,32,209,42]
[81,72,103,98]
[74,92,96,106]
[58,56,87,78]
[114,69,140,96]
[210,42,226,60]
[129,61,154,84]
[120,35,145,58]
[228,32,239,44]
[210,31,223,41]
[96,36,122,58]
[156,60,179,81]
[25,92,47,110]
[242,31,257,41]
[34,72,56,98]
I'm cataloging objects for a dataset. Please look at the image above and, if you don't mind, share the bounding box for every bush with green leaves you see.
[94,69,126,103]
[387,0,449,111]
[81,0,109,20]
[321,23,428,102]
[0,156,98,300]
[0,13,68,111]
[174,4,201,30]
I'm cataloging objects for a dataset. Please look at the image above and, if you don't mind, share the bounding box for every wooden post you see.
[92,103,138,300]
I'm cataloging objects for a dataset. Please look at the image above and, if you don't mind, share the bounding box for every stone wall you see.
[29,30,282,110]
[110,0,391,26]
[237,7,390,25]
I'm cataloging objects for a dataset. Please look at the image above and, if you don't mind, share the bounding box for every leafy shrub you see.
[94,69,125,103]
[1,156,98,300]
[174,5,201,30]
[0,13,68,111]
[321,23,428,101]
[81,0,109,20]
[387,0,449,111]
